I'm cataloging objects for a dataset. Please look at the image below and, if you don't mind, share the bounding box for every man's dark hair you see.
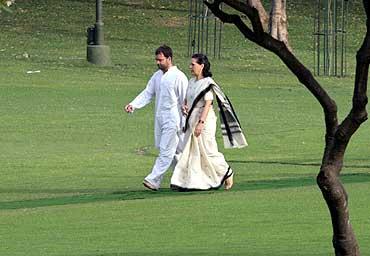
[155,45,173,59]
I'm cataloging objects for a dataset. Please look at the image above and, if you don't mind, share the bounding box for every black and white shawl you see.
[183,77,248,149]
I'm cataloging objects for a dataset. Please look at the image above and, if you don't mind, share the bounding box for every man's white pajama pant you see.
[144,125,182,189]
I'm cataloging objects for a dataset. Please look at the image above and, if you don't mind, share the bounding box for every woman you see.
[170,53,247,191]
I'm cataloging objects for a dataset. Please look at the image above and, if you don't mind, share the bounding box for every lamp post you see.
[87,0,111,66]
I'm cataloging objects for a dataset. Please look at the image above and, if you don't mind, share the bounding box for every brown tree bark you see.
[205,0,370,255]
[245,0,291,50]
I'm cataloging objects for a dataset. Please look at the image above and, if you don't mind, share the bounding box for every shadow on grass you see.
[229,159,370,169]
[1,173,369,210]
[78,252,230,256]
[65,0,187,12]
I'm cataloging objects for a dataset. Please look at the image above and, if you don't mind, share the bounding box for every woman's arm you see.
[194,99,212,137]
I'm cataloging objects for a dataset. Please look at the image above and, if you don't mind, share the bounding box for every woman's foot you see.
[224,173,234,190]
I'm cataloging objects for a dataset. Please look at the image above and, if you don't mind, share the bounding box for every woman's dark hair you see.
[155,45,173,59]
[192,53,212,77]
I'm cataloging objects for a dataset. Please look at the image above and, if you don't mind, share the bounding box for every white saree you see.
[170,77,245,191]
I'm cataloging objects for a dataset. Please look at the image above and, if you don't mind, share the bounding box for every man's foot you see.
[143,179,159,191]
[224,173,234,190]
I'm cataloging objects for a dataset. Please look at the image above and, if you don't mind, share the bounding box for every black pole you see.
[95,0,104,45]
[188,0,193,57]
[87,0,111,66]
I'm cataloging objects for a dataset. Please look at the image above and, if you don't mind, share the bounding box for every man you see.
[124,45,188,191]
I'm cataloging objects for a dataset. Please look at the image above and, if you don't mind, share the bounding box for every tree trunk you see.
[318,160,361,255]
[269,0,291,51]
[247,0,268,30]
[205,0,370,255]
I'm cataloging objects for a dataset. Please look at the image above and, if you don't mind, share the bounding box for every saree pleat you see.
[171,107,231,190]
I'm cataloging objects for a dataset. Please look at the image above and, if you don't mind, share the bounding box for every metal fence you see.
[188,0,223,58]
[313,0,349,77]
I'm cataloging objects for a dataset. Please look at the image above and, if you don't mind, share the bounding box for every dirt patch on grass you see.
[125,0,144,6]
[156,16,187,28]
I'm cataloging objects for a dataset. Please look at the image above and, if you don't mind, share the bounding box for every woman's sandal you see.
[224,172,234,190]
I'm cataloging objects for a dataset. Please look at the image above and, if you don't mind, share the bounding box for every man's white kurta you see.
[130,66,188,188]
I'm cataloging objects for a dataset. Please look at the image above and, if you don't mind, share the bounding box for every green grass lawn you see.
[0,0,369,255]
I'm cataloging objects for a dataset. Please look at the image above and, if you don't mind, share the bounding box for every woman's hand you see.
[194,121,204,137]
[182,104,189,116]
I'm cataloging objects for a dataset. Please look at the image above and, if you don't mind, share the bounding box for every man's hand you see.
[124,104,134,113]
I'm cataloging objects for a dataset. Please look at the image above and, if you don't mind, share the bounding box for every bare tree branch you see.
[204,0,338,133]
[317,8,369,254]
[205,0,370,254]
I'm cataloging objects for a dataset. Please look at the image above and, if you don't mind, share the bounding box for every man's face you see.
[155,53,171,72]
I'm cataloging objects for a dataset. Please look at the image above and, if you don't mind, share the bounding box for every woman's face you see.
[189,58,204,77]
